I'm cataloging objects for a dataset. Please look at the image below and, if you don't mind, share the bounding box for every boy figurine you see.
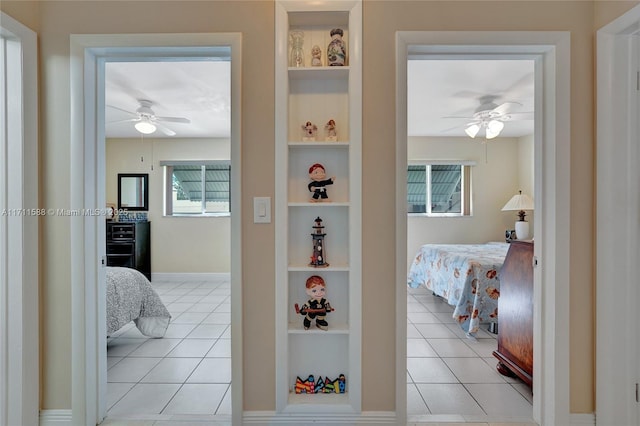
[295,275,334,330]
[308,163,335,202]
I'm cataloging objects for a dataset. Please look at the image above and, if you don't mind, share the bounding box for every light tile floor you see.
[104,277,534,426]
[407,285,535,425]
[105,277,232,424]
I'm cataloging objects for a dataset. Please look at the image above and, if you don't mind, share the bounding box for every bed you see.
[106,266,171,337]
[407,242,510,335]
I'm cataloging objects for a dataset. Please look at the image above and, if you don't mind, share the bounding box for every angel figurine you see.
[311,45,322,67]
[301,121,318,141]
[324,119,337,141]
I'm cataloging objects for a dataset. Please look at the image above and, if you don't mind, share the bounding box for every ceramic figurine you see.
[301,121,317,141]
[311,45,322,66]
[309,216,329,268]
[327,28,346,66]
[324,119,337,141]
[295,375,314,394]
[289,31,305,67]
[294,275,334,330]
[308,163,335,202]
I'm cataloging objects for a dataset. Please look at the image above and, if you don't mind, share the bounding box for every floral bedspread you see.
[407,242,509,334]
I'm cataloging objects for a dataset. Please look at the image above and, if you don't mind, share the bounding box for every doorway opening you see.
[69,33,242,426]
[405,58,535,422]
[395,31,571,426]
[103,58,233,421]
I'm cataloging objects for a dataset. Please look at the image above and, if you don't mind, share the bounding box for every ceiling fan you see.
[108,99,191,136]
[445,95,533,139]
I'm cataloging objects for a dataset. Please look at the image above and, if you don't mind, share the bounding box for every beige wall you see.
[363,0,634,414]
[106,138,231,273]
[407,136,531,272]
[1,0,639,417]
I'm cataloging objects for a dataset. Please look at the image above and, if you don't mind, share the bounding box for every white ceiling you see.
[105,60,230,138]
[408,59,535,138]
[104,59,534,139]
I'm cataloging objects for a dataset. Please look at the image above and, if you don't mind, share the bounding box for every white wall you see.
[407,135,533,269]
[106,137,231,273]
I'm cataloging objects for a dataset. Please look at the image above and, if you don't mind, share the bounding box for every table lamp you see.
[502,190,534,240]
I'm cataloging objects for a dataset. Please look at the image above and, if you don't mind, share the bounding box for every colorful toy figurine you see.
[301,121,317,141]
[294,275,334,330]
[293,374,346,394]
[308,163,335,202]
[324,119,337,141]
[295,375,315,394]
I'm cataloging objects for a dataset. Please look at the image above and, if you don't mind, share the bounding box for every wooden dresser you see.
[493,240,533,387]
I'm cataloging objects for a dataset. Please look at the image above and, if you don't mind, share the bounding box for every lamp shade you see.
[485,120,504,139]
[465,124,480,138]
[501,191,534,212]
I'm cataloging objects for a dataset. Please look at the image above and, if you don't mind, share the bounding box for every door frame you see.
[596,4,640,425]
[0,12,39,426]
[69,33,243,425]
[395,31,571,425]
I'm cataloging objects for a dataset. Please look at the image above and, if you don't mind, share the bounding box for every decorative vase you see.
[327,28,346,66]
[289,31,305,67]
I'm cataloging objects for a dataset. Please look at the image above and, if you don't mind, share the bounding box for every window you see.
[408,162,472,216]
[163,161,230,216]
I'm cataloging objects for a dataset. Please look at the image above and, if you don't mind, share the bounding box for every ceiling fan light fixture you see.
[135,120,157,135]
[465,124,480,138]
[485,119,504,139]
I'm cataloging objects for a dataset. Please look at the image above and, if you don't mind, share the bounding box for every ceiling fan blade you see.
[107,118,139,124]
[507,111,534,121]
[155,116,191,124]
[442,115,475,120]
[106,104,138,117]
[491,101,522,116]
[155,122,177,136]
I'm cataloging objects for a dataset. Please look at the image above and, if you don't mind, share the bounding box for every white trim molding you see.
[396,31,571,426]
[0,12,39,426]
[39,409,73,426]
[70,33,243,426]
[242,411,397,425]
[570,413,596,425]
[596,4,640,426]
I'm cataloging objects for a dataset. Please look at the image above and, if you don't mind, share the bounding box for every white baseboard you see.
[571,412,596,425]
[39,409,72,425]
[242,411,397,425]
[151,272,230,282]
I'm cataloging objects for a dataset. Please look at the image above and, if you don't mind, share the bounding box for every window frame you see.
[162,160,231,217]
[407,160,474,217]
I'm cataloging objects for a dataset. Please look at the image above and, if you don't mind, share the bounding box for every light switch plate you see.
[253,197,271,223]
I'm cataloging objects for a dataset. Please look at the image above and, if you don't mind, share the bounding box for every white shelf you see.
[275,0,362,415]
[285,392,350,411]
[289,201,349,208]
[288,264,349,271]
[288,66,350,80]
[288,322,349,334]
[289,141,350,147]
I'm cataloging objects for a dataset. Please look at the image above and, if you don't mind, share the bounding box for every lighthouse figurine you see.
[309,216,329,268]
